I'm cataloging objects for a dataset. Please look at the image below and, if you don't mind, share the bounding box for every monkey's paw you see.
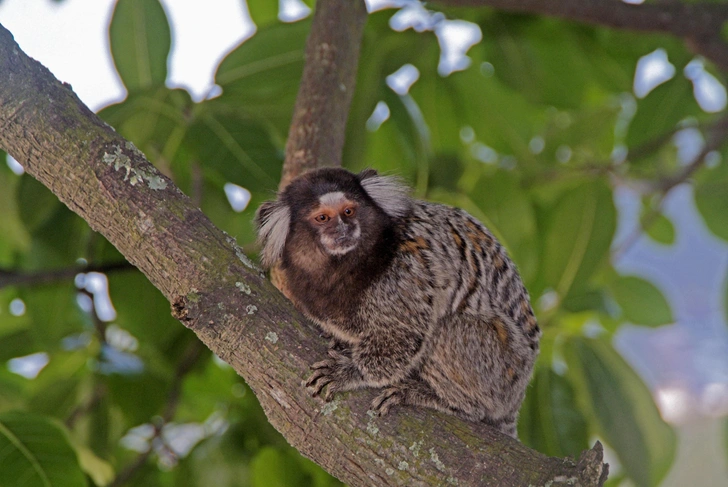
[305,349,362,402]
[371,386,405,416]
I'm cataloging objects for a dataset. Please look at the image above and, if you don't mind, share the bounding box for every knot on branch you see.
[576,441,609,486]
[172,293,197,327]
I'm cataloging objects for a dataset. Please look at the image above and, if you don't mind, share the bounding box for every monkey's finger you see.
[310,359,334,370]
[307,374,333,395]
[326,348,348,360]
[323,383,339,402]
[311,378,333,397]
[372,387,398,405]
[305,370,327,387]
[372,388,402,415]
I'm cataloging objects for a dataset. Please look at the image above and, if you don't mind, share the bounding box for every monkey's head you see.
[255,168,412,268]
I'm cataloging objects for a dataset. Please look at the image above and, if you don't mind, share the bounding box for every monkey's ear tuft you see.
[255,200,291,268]
[357,168,379,180]
[358,171,412,218]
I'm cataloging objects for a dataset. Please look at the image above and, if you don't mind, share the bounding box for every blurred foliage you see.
[3,0,728,485]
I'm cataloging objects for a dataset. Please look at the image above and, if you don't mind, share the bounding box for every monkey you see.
[255,168,540,437]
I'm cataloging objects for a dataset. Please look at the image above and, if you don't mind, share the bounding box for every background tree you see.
[1,0,727,486]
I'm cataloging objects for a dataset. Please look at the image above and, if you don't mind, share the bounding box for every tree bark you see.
[0,17,607,487]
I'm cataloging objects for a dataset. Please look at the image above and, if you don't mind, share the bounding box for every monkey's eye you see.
[343,207,356,217]
[314,214,330,223]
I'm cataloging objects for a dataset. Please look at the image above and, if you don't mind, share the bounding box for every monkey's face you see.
[256,168,409,269]
[308,191,362,256]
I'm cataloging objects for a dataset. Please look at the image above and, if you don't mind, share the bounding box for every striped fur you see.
[255,168,540,438]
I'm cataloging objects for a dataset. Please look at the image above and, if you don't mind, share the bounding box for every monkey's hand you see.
[371,378,450,417]
[305,348,365,401]
[371,386,405,416]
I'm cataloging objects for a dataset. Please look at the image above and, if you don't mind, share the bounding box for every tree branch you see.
[0,261,133,289]
[280,0,368,188]
[436,0,728,71]
[0,21,607,487]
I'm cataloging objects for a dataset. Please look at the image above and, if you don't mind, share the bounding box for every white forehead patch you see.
[319,191,347,207]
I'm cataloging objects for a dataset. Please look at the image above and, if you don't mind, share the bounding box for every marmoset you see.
[255,168,540,437]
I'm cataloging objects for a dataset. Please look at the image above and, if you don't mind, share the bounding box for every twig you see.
[647,115,728,193]
[0,261,133,289]
[108,340,205,487]
[65,383,107,429]
[611,196,666,261]
[612,114,728,258]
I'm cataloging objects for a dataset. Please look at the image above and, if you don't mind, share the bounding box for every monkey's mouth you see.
[320,234,358,256]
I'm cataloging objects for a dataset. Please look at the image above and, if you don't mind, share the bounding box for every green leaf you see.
[108,373,169,426]
[411,58,543,164]
[109,0,171,92]
[564,337,676,487]
[18,202,91,269]
[561,287,609,315]
[479,16,629,109]
[518,367,589,457]
[694,178,728,242]
[186,106,283,192]
[250,447,322,487]
[344,12,435,172]
[251,447,289,487]
[0,289,36,361]
[247,0,280,26]
[215,21,309,135]
[20,283,85,346]
[627,75,700,150]
[108,269,181,346]
[468,170,538,284]
[99,87,193,156]
[17,175,61,233]
[538,180,616,300]
[75,444,115,487]
[0,167,30,263]
[610,275,673,326]
[0,411,86,487]
[643,211,675,245]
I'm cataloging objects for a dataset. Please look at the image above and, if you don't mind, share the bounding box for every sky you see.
[0,0,252,109]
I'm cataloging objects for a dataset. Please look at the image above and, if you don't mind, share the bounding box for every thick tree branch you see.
[280,0,368,188]
[437,0,728,71]
[0,21,607,487]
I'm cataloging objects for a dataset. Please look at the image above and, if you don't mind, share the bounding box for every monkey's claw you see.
[306,359,336,401]
[305,351,363,402]
[306,367,334,397]
[372,387,404,416]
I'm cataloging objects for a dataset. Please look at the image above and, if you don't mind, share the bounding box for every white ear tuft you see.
[255,201,291,268]
[359,171,412,218]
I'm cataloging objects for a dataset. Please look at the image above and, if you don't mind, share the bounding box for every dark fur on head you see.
[255,168,411,269]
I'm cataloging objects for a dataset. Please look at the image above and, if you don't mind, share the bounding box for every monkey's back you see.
[365,201,541,430]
